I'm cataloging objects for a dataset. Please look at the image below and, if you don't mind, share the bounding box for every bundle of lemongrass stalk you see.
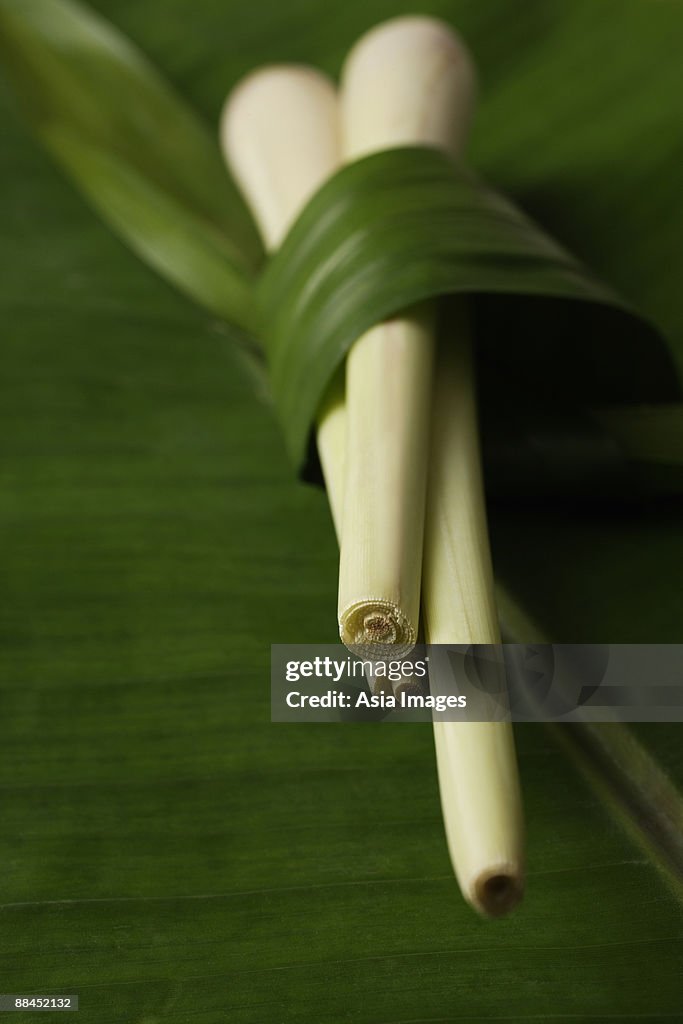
[221,16,524,917]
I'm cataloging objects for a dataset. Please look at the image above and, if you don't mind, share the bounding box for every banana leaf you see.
[0,0,682,1021]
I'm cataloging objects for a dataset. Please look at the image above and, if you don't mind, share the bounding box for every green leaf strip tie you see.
[259,147,679,470]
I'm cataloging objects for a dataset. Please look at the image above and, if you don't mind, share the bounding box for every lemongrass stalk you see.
[423,310,525,917]
[220,67,347,533]
[337,17,476,658]
[220,67,338,254]
[313,371,393,698]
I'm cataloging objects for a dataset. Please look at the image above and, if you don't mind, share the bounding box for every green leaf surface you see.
[260,147,676,465]
[1,0,682,1022]
[0,0,264,331]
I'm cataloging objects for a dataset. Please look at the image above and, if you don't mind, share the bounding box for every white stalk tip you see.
[340,16,477,161]
[220,66,339,251]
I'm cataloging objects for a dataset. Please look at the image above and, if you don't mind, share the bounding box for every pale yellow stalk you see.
[337,17,476,658]
[220,66,345,526]
[220,67,338,254]
[423,309,524,917]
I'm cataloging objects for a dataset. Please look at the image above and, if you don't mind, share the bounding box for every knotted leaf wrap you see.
[259,147,677,470]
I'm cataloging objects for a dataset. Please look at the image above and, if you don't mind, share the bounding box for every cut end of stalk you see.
[472,867,524,918]
[339,600,416,659]
[392,677,427,700]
